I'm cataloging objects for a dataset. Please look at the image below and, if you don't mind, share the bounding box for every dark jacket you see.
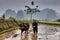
[32,22,38,28]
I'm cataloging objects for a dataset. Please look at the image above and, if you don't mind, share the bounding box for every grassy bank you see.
[0,19,20,35]
[0,27,19,35]
[39,21,60,25]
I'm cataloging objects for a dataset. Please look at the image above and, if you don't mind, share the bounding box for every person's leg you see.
[35,27,38,35]
[33,28,35,34]
[34,30,37,37]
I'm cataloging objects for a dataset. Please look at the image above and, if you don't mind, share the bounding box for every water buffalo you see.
[19,22,29,35]
[13,20,29,36]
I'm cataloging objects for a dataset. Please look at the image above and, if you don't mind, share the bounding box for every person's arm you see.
[32,22,35,28]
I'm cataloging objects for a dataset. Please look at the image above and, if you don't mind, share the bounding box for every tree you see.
[56,19,60,22]
[2,14,5,21]
[25,1,40,20]
[9,17,15,21]
[31,1,34,5]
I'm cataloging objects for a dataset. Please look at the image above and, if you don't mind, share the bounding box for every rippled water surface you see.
[4,24,60,40]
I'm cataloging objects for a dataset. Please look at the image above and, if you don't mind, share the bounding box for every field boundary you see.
[0,27,19,35]
[39,21,60,25]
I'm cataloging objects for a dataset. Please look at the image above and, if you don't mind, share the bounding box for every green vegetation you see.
[25,1,40,20]
[0,27,19,34]
[0,14,5,21]
[0,20,19,34]
[0,1,60,36]
[0,18,60,34]
[0,16,19,34]
[39,21,60,25]
[56,19,60,22]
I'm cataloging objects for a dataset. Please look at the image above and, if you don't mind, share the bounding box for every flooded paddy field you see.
[1,24,60,40]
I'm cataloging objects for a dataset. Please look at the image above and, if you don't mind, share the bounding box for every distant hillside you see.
[4,9,16,18]
[15,10,24,20]
[3,8,59,21]
[57,13,60,19]
[35,8,57,21]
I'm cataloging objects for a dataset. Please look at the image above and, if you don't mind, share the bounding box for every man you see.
[32,20,38,35]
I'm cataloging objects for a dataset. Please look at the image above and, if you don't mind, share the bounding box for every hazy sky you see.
[0,0,60,15]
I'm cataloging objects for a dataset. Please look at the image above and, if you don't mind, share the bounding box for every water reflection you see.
[21,35,28,40]
[4,24,60,40]
[20,34,38,40]
[31,34,37,40]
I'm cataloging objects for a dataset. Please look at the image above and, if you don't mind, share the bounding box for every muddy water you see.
[0,30,17,40]
[3,24,60,40]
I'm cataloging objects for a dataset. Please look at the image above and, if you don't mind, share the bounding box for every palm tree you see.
[25,1,40,20]
[31,1,34,6]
